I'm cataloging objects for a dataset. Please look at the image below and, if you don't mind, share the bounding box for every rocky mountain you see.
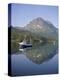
[25,17,58,40]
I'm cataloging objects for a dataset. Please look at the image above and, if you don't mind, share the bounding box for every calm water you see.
[9,42,58,76]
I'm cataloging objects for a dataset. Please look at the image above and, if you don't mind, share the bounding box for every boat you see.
[19,41,32,48]
[19,36,32,48]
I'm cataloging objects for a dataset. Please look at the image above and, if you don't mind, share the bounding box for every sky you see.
[10,3,58,28]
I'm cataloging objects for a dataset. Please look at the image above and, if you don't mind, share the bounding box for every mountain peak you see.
[35,17,44,21]
[31,17,45,23]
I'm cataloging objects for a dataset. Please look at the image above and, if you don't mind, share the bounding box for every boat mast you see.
[30,37,32,43]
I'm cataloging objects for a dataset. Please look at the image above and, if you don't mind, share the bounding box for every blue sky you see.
[11,3,58,28]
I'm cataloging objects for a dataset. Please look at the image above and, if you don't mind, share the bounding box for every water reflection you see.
[19,42,58,64]
[10,41,58,76]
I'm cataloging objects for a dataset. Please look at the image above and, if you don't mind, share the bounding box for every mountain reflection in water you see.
[19,42,58,64]
[9,41,58,76]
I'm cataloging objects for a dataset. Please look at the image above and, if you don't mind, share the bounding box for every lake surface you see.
[9,42,58,76]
